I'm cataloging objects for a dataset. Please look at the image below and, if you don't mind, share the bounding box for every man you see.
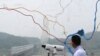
[71,35,87,56]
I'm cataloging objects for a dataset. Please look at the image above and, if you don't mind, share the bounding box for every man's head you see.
[71,35,81,48]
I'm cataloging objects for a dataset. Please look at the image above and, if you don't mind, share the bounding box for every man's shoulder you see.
[74,48,87,56]
[77,48,86,53]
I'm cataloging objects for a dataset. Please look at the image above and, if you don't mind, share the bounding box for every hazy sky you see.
[0,0,100,39]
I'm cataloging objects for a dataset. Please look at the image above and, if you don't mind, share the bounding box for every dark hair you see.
[71,35,81,46]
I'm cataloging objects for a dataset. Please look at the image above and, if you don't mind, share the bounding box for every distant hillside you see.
[0,32,100,55]
[0,32,41,49]
[0,32,100,51]
[47,38,63,45]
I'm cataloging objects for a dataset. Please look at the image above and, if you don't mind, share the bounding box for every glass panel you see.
[0,0,100,56]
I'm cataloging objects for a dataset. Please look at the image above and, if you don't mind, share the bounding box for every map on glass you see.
[0,0,100,56]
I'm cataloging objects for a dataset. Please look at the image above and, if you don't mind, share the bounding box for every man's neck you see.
[74,45,81,52]
[73,45,79,48]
